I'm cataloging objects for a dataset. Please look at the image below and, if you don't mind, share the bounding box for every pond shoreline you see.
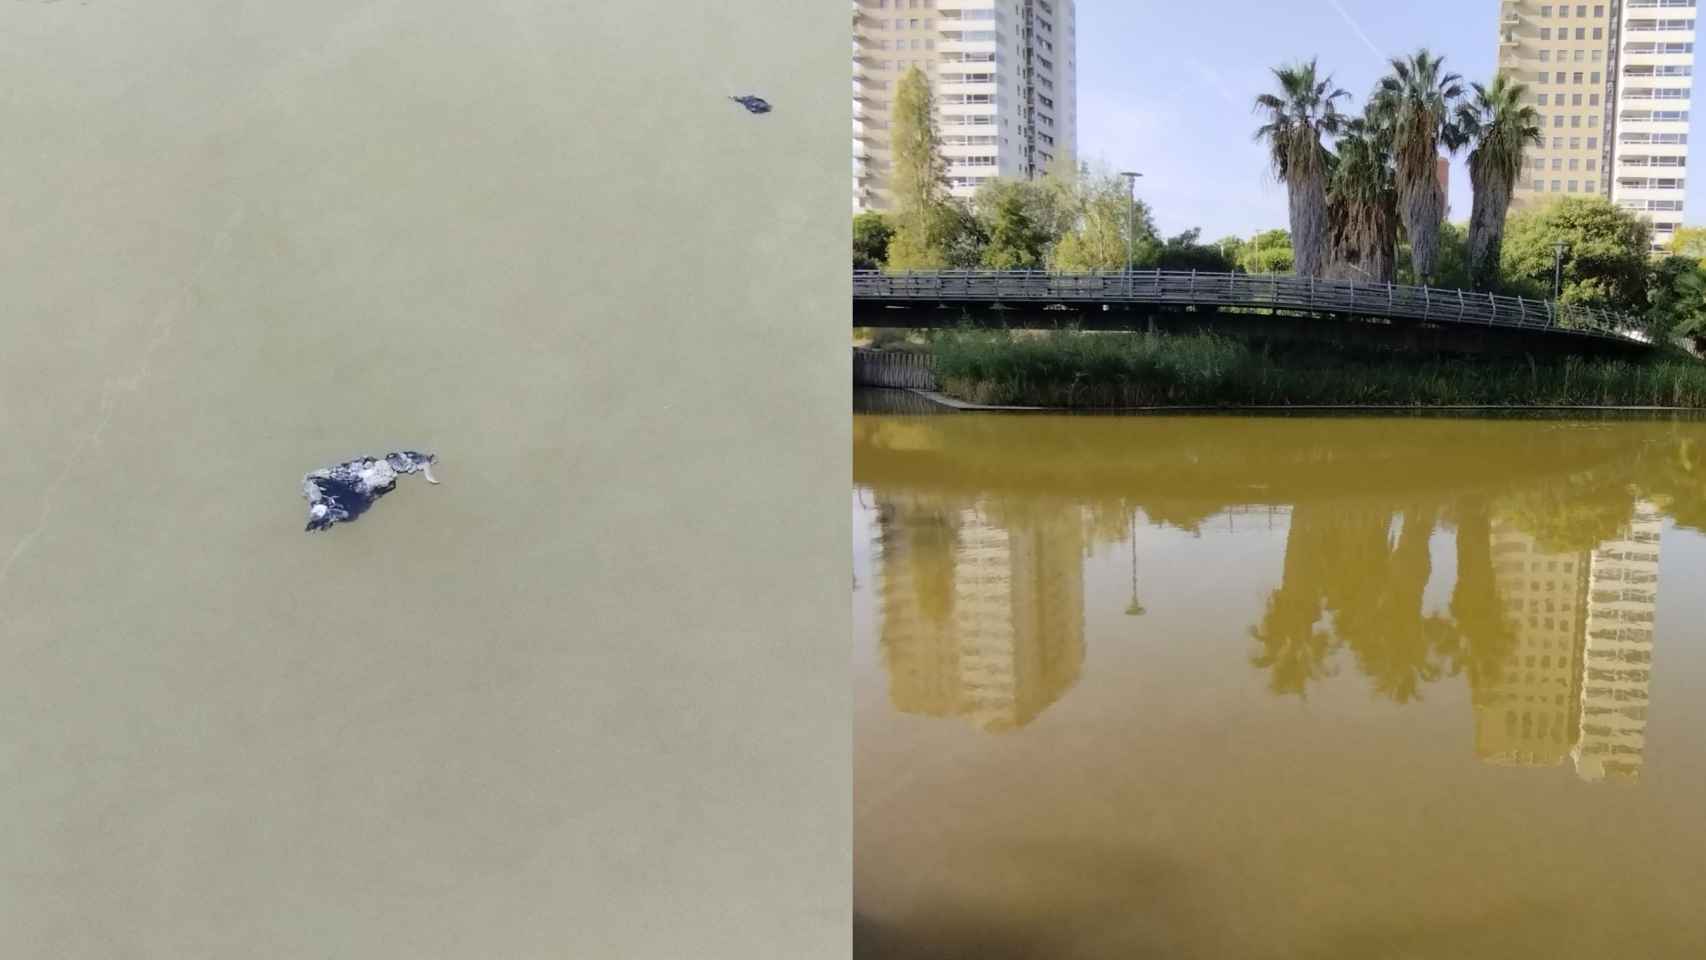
[893,387,1706,414]
[858,330,1706,411]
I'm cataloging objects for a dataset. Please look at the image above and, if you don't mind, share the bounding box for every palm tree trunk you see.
[1288,169,1329,278]
[1466,172,1511,291]
[1401,173,1446,284]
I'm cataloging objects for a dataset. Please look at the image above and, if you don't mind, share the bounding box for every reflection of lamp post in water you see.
[1125,510,1146,616]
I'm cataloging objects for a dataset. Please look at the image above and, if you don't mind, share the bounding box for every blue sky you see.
[1075,0,1702,241]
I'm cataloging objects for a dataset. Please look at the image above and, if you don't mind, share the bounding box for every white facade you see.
[852,0,1077,212]
[1610,1,1696,248]
[1572,500,1662,782]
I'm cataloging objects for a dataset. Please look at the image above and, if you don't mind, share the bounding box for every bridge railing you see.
[852,269,1654,345]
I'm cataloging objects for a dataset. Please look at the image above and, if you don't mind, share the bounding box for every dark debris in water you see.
[730,95,772,114]
[302,451,439,532]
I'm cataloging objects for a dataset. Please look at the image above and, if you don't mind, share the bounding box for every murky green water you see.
[853,392,1706,959]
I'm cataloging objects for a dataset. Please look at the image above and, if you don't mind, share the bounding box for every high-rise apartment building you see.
[853,0,1077,213]
[1497,1,1697,250]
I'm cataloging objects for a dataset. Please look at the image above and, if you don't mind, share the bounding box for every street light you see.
[1553,241,1568,298]
[1120,171,1143,294]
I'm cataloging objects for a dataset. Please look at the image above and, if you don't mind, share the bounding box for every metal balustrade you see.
[853,269,1655,346]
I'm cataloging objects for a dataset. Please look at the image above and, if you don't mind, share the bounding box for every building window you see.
[1587,158,1597,170]
[1572,115,1582,127]
[909,17,919,27]
[1591,72,1600,83]
[1588,137,1598,148]
[1540,49,1552,61]
[1573,93,1583,106]
[1588,114,1597,126]
[1553,158,1564,170]
[1556,71,1567,83]
[1576,27,1586,40]
[1539,93,1550,105]
[1586,180,1597,192]
[1541,27,1553,40]
[1576,4,1585,15]
[1594,4,1603,14]
[1553,136,1564,148]
[1555,115,1565,127]
[1573,72,1584,84]
[1569,158,1580,170]
[1574,49,1586,62]
[1593,27,1603,39]
[1541,5,1552,15]
[1592,49,1602,61]
[1557,49,1568,61]
[1570,136,1582,148]
[1552,179,1563,191]
[1590,93,1600,106]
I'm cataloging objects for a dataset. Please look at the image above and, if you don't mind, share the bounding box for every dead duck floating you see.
[302,451,439,532]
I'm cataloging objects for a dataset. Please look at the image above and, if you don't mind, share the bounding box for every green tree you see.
[853,211,894,270]
[1154,228,1238,272]
[1212,235,1250,270]
[1396,221,1470,289]
[886,67,954,270]
[1668,225,1706,260]
[1048,167,1158,272]
[1646,254,1706,342]
[941,199,989,268]
[1326,111,1400,282]
[1241,229,1296,274]
[973,179,1051,269]
[1253,58,1349,277]
[1369,49,1466,285]
[1456,71,1545,290]
[1501,196,1652,312]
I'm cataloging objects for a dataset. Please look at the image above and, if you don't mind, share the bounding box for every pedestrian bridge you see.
[852,269,1656,355]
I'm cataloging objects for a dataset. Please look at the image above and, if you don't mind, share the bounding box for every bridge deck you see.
[853,269,1654,348]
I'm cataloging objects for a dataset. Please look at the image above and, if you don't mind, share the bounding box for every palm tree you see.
[1370,49,1466,285]
[1253,58,1350,278]
[1327,111,1400,282]
[1456,71,1545,291]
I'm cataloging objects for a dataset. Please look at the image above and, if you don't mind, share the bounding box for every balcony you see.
[1502,4,1522,24]
[1500,31,1521,47]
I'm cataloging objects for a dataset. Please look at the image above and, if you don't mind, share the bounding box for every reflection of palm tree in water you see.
[1249,504,1337,697]
[1340,505,1450,705]
[1438,497,1521,695]
[1252,499,1503,704]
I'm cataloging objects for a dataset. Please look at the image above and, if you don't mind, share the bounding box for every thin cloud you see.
[1325,0,1385,64]
[1188,59,1245,109]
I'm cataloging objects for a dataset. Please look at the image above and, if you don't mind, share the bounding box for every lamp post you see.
[1120,171,1143,295]
[1553,241,1568,298]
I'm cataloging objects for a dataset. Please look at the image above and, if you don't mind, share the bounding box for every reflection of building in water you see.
[874,494,1085,732]
[1573,500,1663,783]
[1477,521,1589,767]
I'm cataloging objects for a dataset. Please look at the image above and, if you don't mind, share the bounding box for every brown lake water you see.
[852,391,1706,959]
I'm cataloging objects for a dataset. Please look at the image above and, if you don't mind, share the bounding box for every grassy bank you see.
[926,328,1706,408]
